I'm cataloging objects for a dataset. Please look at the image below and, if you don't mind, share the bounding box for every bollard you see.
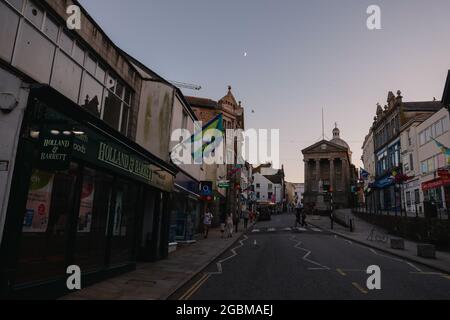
[349,219,353,232]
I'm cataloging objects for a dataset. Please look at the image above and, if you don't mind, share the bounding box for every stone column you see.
[316,159,321,192]
[303,159,309,192]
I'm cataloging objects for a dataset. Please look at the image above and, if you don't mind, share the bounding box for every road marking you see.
[208,235,249,276]
[369,248,403,262]
[290,237,330,270]
[311,228,322,232]
[352,282,368,294]
[268,228,276,232]
[252,229,260,233]
[179,273,210,300]
[345,240,353,245]
[296,227,307,231]
[336,268,347,276]
[442,275,450,280]
[283,227,292,231]
[406,262,422,272]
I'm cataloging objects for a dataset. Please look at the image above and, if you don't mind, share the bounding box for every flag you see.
[432,137,450,156]
[360,168,370,180]
[190,113,224,162]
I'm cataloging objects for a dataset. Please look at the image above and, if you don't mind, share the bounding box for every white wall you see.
[253,173,282,203]
[0,67,29,244]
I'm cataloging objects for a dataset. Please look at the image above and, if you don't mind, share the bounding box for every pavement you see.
[169,213,450,300]
[308,209,450,275]
[62,224,250,300]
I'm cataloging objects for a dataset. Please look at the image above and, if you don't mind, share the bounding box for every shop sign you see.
[38,132,73,170]
[218,180,230,189]
[422,177,450,191]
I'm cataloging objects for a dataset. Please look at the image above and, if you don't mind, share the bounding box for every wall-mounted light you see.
[50,130,60,135]
[0,93,18,114]
[30,130,40,139]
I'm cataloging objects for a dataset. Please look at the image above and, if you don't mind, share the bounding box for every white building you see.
[416,107,450,209]
[252,164,284,205]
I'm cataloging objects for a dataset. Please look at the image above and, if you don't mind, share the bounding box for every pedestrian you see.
[234,211,240,233]
[242,209,249,230]
[203,208,213,239]
[220,221,225,238]
[226,213,233,238]
[301,209,307,227]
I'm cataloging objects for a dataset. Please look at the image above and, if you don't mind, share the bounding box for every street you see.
[171,213,450,300]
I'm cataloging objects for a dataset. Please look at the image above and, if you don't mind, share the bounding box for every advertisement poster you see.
[113,191,123,236]
[23,170,54,233]
[78,174,95,233]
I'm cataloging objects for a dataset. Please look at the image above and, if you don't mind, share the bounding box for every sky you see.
[79,0,450,183]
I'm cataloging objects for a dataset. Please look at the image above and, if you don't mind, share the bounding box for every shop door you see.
[73,168,113,272]
[107,179,139,266]
[15,164,78,285]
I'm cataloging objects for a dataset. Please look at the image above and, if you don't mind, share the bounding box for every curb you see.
[309,222,450,275]
[160,227,251,300]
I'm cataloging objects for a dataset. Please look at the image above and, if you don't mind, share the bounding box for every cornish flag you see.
[360,168,370,180]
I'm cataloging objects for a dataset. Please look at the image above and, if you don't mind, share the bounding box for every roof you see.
[263,175,283,184]
[252,163,272,174]
[301,139,349,154]
[402,101,443,112]
[186,96,219,109]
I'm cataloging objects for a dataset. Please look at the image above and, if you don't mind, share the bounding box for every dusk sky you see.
[79,0,450,183]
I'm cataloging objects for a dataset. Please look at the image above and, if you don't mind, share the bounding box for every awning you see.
[421,177,450,191]
[372,176,394,189]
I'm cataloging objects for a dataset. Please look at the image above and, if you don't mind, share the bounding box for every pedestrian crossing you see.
[250,226,323,234]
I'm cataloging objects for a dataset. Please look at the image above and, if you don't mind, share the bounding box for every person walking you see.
[203,209,213,239]
[226,213,234,238]
[234,210,240,233]
[242,209,249,230]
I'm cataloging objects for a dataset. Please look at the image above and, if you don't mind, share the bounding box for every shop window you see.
[103,90,122,130]
[16,165,78,285]
[50,51,82,103]
[80,72,104,118]
[442,117,449,132]
[6,0,24,12]
[25,0,43,29]
[13,21,55,84]
[109,179,138,266]
[43,14,58,42]
[74,169,113,272]
[96,64,106,83]
[106,73,116,91]
[0,1,20,62]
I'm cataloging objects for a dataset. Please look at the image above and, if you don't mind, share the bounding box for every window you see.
[427,158,434,173]
[421,161,427,174]
[268,184,273,190]
[256,183,260,189]
[268,192,273,200]
[442,117,449,132]
[406,191,411,207]
[84,54,97,75]
[414,189,420,204]
[256,192,260,199]
[80,73,104,118]
[419,131,425,146]
[409,153,414,172]
[96,64,106,83]
[181,111,188,129]
[51,51,82,102]
[434,120,443,137]
[102,89,122,130]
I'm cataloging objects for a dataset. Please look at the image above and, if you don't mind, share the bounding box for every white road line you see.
[289,237,330,270]
[311,228,322,232]
[252,229,260,233]
[406,262,422,272]
[297,227,307,231]
[268,228,276,232]
[283,227,292,231]
[208,235,249,275]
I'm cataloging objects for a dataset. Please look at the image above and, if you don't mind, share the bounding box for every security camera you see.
[0,93,18,114]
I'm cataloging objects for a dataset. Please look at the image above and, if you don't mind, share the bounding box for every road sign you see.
[218,181,230,188]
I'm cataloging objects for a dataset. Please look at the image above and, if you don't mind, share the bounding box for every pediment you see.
[302,140,348,154]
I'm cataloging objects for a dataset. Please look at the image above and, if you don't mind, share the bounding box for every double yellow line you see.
[179,273,211,300]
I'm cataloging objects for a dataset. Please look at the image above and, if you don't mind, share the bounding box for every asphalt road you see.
[170,213,450,300]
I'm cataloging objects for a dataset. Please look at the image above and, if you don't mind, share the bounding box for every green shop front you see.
[0,86,176,298]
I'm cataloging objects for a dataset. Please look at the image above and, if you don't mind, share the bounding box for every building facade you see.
[0,0,179,298]
[302,127,356,210]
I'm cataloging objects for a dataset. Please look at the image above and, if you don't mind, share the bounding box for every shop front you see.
[0,86,176,298]
[422,175,450,209]
[169,171,202,244]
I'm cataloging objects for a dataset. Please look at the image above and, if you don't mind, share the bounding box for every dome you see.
[330,126,350,150]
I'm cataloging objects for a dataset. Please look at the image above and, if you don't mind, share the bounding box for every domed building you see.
[301,126,357,210]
